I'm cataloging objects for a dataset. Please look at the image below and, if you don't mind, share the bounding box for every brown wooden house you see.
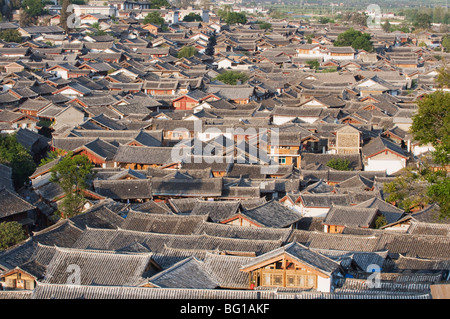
[240,242,342,292]
[1,267,37,290]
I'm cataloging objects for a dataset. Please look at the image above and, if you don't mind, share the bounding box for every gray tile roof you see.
[147,256,219,289]
[240,199,302,228]
[323,205,379,228]
[41,247,155,286]
[71,227,283,256]
[0,188,36,219]
[113,145,184,165]
[122,211,206,234]
[93,179,152,200]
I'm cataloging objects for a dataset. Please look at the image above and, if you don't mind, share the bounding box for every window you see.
[278,157,286,164]
[264,273,283,286]
[172,132,183,139]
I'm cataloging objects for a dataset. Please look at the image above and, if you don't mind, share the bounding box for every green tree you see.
[318,16,334,24]
[384,165,431,213]
[143,11,165,27]
[22,0,43,16]
[217,4,232,20]
[149,0,170,9]
[413,12,432,30]
[381,20,391,32]
[326,158,352,171]
[214,70,249,85]
[385,90,450,219]
[411,90,450,166]
[258,22,272,31]
[305,33,315,44]
[436,62,450,89]
[39,149,64,167]
[177,46,197,58]
[50,153,94,218]
[182,12,202,22]
[350,33,373,52]
[441,34,450,52]
[0,133,36,189]
[0,221,27,250]
[224,12,247,25]
[375,215,387,229]
[0,29,22,43]
[351,12,368,26]
[306,59,320,70]
[334,28,373,52]
[90,21,107,36]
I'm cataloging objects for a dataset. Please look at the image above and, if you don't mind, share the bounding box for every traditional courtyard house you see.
[205,85,256,105]
[0,110,39,132]
[361,136,408,175]
[150,120,196,143]
[47,64,89,80]
[151,176,223,200]
[381,126,409,149]
[322,205,381,234]
[240,242,343,292]
[391,59,418,69]
[151,62,184,78]
[72,138,118,168]
[93,179,153,203]
[46,105,85,131]
[172,90,209,110]
[300,94,345,108]
[296,43,325,60]
[52,83,92,99]
[324,46,355,61]
[354,76,400,97]
[113,145,184,170]
[17,98,52,117]
[143,80,178,96]
[220,200,301,228]
[146,256,220,289]
[61,42,85,54]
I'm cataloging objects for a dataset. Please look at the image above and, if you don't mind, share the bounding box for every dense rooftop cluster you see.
[0,1,449,300]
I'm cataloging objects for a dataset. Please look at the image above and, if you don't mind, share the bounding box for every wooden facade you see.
[1,268,36,290]
[172,95,199,110]
[269,145,300,168]
[241,253,326,290]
